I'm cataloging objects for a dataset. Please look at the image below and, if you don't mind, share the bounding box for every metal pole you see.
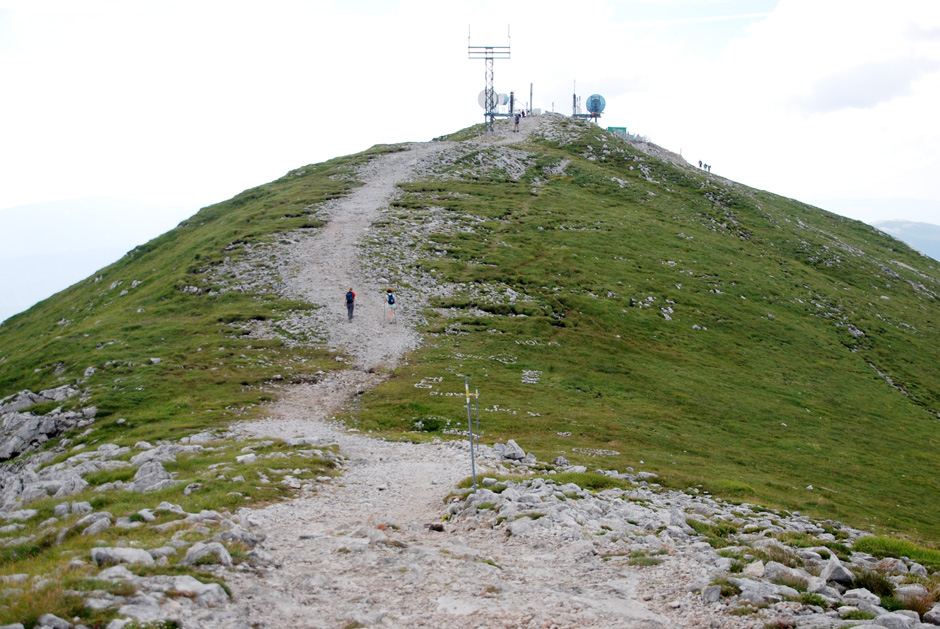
[465,377,477,492]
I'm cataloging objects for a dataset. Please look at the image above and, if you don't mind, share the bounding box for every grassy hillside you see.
[3,117,940,546]
[358,119,940,541]
[0,145,401,446]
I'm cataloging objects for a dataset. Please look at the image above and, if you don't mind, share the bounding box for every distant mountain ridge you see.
[874,219,940,262]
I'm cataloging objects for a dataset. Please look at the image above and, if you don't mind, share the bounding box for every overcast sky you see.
[2,0,939,321]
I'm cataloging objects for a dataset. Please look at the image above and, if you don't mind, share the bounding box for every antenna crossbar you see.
[467,46,510,60]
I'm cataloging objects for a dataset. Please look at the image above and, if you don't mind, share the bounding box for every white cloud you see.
[0,0,938,225]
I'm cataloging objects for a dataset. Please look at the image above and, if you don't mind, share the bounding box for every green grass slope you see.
[360,119,940,541]
[0,144,401,447]
[3,118,940,545]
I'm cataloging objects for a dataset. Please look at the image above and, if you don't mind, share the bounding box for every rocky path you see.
[283,147,425,372]
[225,136,686,627]
[229,387,674,628]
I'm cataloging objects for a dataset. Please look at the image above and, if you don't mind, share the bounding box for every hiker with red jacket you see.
[345,287,356,321]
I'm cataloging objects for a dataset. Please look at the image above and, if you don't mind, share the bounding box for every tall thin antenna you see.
[468,25,511,133]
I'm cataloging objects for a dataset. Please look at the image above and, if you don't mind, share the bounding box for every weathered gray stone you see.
[71,501,93,515]
[36,613,71,629]
[53,475,89,498]
[98,565,138,580]
[872,612,917,628]
[896,584,930,600]
[211,526,263,548]
[74,511,111,529]
[923,603,940,625]
[702,584,722,603]
[117,601,163,623]
[0,405,96,462]
[83,517,111,536]
[0,509,37,521]
[147,546,177,559]
[155,501,186,514]
[84,597,119,611]
[0,386,77,414]
[552,456,569,467]
[743,560,765,578]
[730,577,788,604]
[910,562,928,577]
[179,541,232,567]
[172,575,230,607]
[821,554,855,585]
[502,439,525,460]
[508,517,536,537]
[114,517,143,529]
[54,502,71,518]
[845,588,882,605]
[247,547,278,567]
[764,561,808,586]
[877,557,909,573]
[129,444,202,465]
[91,547,155,567]
[130,460,175,493]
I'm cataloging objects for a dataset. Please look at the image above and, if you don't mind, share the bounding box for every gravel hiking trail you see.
[226,126,702,628]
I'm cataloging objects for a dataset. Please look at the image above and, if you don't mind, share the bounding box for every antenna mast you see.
[468,25,511,133]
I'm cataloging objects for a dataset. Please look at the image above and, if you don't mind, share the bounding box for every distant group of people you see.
[698,160,712,173]
[344,287,396,323]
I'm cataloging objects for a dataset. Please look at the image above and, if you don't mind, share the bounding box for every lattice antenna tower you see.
[468,25,510,133]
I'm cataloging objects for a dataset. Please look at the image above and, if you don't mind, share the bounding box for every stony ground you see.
[219,119,699,627]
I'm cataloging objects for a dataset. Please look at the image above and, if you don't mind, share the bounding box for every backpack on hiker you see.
[346,291,354,304]
[387,293,395,305]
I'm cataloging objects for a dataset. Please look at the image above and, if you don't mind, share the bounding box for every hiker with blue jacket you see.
[386,288,396,323]
[345,287,356,321]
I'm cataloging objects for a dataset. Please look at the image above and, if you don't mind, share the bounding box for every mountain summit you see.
[2,114,940,626]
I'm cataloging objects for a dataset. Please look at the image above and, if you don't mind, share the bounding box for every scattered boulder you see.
[91,547,155,567]
[844,588,881,606]
[36,614,71,629]
[129,444,202,466]
[821,554,855,585]
[877,557,909,573]
[501,440,525,460]
[0,405,97,462]
[172,575,230,607]
[743,560,765,578]
[702,584,722,603]
[179,542,232,567]
[923,603,940,625]
[130,461,176,493]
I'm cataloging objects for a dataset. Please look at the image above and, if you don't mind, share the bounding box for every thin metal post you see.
[485,56,495,132]
[465,377,477,492]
